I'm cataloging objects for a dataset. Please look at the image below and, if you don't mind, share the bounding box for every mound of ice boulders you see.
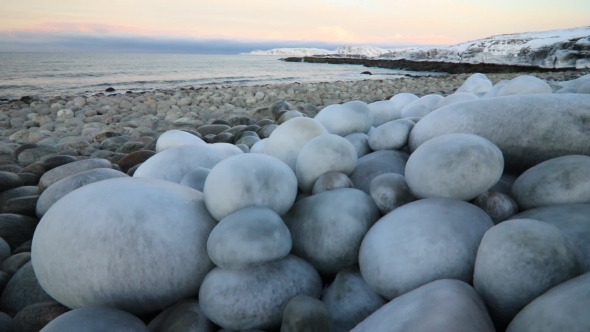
[28,72,590,330]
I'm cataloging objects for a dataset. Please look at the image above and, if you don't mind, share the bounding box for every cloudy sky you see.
[1,0,588,53]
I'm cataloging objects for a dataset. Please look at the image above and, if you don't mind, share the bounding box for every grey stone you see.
[284,188,380,275]
[578,81,590,94]
[474,219,582,329]
[506,272,590,332]
[280,295,332,332]
[0,312,11,332]
[155,130,206,153]
[314,101,373,137]
[179,167,210,192]
[433,92,479,110]
[351,279,495,332]
[256,124,278,139]
[235,136,261,148]
[408,94,590,172]
[368,119,414,151]
[0,172,23,193]
[12,301,70,332]
[0,252,31,275]
[38,158,112,191]
[349,150,408,194]
[17,148,56,166]
[400,94,443,118]
[322,267,386,332]
[406,134,504,201]
[510,204,590,272]
[1,195,39,217]
[197,125,231,137]
[0,239,9,265]
[36,168,128,217]
[344,133,371,158]
[32,178,216,314]
[203,153,297,221]
[0,262,53,317]
[147,299,214,332]
[368,100,401,127]
[512,155,590,210]
[473,191,518,224]
[277,110,303,125]
[0,214,38,249]
[360,198,493,300]
[295,134,357,193]
[370,173,415,215]
[199,255,322,331]
[311,172,353,195]
[0,186,39,206]
[207,207,291,270]
[40,307,148,332]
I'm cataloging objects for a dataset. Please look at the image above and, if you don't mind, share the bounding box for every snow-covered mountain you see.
[241,45,392,57]
[240,48,334,56]
[380,27,590,69]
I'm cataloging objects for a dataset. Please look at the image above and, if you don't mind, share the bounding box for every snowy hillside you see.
[335,45,390,57]
[380,27,590,69]
[240,48,333,56]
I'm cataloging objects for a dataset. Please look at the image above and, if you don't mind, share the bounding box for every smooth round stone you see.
[510,204,590,272]
[506,272,590,332]
[280,295,332,332]
[555,87,579,93]
[389,93,419,108]
[295,134,357,193]
[18,173,39,187]
[256,119,275,127]
[117,151,155,173]
[314,101,373,137]
[406,134,504,201]
[368,100,401,127]
[512,155,590,210]
[277,110,303,125]
[235,144,249,153]
[13,241,31,255]
[368,119,414,151]
[134,145,242,184]
[207,207,291,269]
[344,133,371,158]
[41,155,77,170]
[1,196,39,217]
[13,301,70,332]
[13,144,41,160]
[212,119,231,126]
[147,299,214,332]
[360,198,494,300]
[18,148,57,166]
[473,191,518,224]
[199,255,322,331]
[351,279,495,332]
[0,312,10,332]
[482,80,509,98]
[203,134,215,144]
[271,101,293,118]
[211,132,234,144]
[0,172,23,193]
[263,117,328,171]
[409,94,590,172]
[474,219,582,329]
[0,164,21,173]
[204,153,297,221]
[0,186,40,205]
[497,75,552,96]
[284,188,380,275]
[32,178,217,314]
[256,124,278,139]
[0,262,53,317]
[400,94,444,118]
[456,73,493,94]
[234,130,258,143]
[400,104,431,118]
[221,125,247,137]
[0,239,9,265]
[179,167,210,192]
[370,173,415,215]
[578,81,590,94]
[40,307,148,332]
[311,172,353,195]
[235,136,261,149]
[249,138,266,154]
[155,130,206,153]
[197,125,231,137]
[489,173,517,196]
[322,267,386,332]
[36,168,128,218]
[349,150,408,194]
[0,252,31,275]
[433,92,479,110]
[38,159,111,191]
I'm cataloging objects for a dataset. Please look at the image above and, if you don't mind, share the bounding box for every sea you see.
[0,53,442,100]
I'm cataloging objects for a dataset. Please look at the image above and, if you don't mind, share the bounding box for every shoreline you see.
[281,56,586,74]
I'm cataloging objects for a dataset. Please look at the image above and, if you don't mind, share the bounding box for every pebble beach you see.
[1,68,590,331]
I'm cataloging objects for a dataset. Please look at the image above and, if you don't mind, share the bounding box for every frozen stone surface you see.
[314,101,373,137]
[40,307,148,332]
[496,75,552,96]
[455,73,493,94]
[155,130,205,153]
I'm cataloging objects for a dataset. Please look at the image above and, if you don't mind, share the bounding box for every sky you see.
[0,0,588,53]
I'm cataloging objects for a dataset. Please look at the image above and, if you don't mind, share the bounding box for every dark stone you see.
[106,153,127,165]
[1,196,39,217]
[257,124,278,139]
[244,125,261,132]
[143,138,157,152]
[92,131,120,143]
[211,119,231,126]
[349,150,409,194]
[0,271,10,295]
[147,299,214,332]
[0,252,31,276]
[237,117,257,126]
[12,144,39,160]
[118,150,155,173]
[0,262,54,317]
[361,71,372,75]
[180,130,203,139]
[256,119,275,127]
[275,110,288,121]
[17,148,57,166]
[203,134,215,144]
[270,101,293,118]
[126,163,142,176]
[0,165,22,173]
[0,215,38,249]
[235,131,259,143]
[13,301,70,332]
[13,240,31,254]
[0,172,23,193]
[105,87,115,92]
[116,142,145,154]
[212,132,235,144]
[221,125,247,137]
[0,312,11,332]
[281,295,332,332]
[18,163,46,177]
[0,187,39,205]
[100,136,130,151]
[41,155,77,171]
[197,125,231,136]
[17,173,39,186]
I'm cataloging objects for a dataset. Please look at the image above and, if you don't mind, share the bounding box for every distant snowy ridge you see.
[380,26,590,69]
[241,45,393,57]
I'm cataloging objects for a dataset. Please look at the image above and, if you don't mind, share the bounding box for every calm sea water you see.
[0,53,443,100]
